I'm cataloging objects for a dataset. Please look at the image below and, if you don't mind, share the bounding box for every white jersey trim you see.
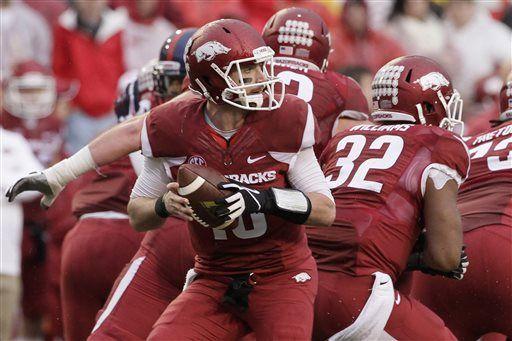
[91,256,145,333]
[420,163,463,196]
[301,105,316,149]
[140,115,153,157]
[79,211,129,220]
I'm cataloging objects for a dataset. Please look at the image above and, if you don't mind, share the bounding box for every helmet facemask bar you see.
[211,46,284,110]
[438,89,464,135]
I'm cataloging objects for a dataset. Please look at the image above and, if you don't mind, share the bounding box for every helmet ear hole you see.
[405,69,413,83]
[222,27,231,34]
[423,101,435,114]
[202,76,212,87]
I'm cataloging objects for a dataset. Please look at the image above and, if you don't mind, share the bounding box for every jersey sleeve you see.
[140,102,178,158]
[420,132,471,195]
[326,72,370,117]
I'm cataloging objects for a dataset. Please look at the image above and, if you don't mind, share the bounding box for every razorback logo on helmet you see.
[194,41,231,63]
[414,72,450,91]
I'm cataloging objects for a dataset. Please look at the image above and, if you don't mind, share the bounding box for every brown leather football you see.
[177,164,236,229]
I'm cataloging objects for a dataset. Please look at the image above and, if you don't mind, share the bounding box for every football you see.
[177,164,236,229]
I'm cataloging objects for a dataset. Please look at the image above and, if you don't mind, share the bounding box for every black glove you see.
[406,246,469,280]
[214,180,311,225]
[214,181,273,220]
[6,172,55,208]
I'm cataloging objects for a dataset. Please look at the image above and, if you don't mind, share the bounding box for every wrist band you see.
[155,195,170,218]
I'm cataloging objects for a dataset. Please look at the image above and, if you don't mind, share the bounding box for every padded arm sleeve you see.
[288,147,334,202]
[130,157,170,199]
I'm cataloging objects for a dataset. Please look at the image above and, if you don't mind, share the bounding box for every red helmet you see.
[185,19,284,110]
[371,55,464,135]
[3,61,56,120]
[496,73,512,125]
[262,7,331,72]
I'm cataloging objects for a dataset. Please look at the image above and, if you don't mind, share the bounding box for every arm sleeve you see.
[287,146,334,202]
[130,157,170,199]
[420,134,471,196]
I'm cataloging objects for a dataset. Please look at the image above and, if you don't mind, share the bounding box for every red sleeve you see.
[325,71,369,116]
[423,132,471,193]
[268,95,313,153]
[141,103,177,157]
[52,25,72,80]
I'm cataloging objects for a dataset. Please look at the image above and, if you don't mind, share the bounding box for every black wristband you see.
[155,195,170,218]
[267,188,312,225]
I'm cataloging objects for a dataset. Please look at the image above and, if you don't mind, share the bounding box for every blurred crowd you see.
[0,0,511,339]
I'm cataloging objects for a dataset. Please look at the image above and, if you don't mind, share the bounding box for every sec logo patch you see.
[188,155,206,166]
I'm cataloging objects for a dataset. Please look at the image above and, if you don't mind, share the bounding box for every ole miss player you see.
[59,29,196,341]
[126,19,334,340]
[262,7,369,156]
[310,56,470,340]
[411,75,512,339]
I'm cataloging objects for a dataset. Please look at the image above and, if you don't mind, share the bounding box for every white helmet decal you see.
[414,72,450,91]
[194,41,231,62]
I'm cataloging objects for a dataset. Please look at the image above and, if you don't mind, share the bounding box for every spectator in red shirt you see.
[329,0,405,72]
[53,0,126,154]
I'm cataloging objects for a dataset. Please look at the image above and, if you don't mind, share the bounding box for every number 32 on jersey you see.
[326,134,404,193]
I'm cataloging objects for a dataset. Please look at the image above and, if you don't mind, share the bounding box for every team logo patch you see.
[194,41,231,62]
[188,155,206,166]
[292,272,311,283]
[414,72,450,91]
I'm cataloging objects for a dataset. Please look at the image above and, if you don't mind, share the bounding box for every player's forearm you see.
[127,196,165,231]
[423,210,462,272]
[304,192,335,226]
[423,179,463,272]
[89,114,144,166]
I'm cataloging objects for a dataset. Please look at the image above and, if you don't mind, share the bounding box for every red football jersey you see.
[309,124,470,282]
[142,92,315,276]
[0,110,65,167]
[274,65,369,156]
[72,156,138,217]
[458,122,512,232]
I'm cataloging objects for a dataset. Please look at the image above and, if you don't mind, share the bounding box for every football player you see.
[1,61,77,339]
[91,11,367,339]
[310,55,470,340]
[411,74,512,339]
[59,28,196,341]
[126,19,334,339]
[262,7,370,156]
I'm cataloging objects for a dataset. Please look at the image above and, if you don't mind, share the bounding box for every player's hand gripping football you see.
[6,171,58,209]
[214,181,272,221]
[213,180,311,225]
[160,182,194,221]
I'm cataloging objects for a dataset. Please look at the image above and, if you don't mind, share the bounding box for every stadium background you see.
[1,0,511,339]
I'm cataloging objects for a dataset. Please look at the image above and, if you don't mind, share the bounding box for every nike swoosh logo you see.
[247,155,266,164]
